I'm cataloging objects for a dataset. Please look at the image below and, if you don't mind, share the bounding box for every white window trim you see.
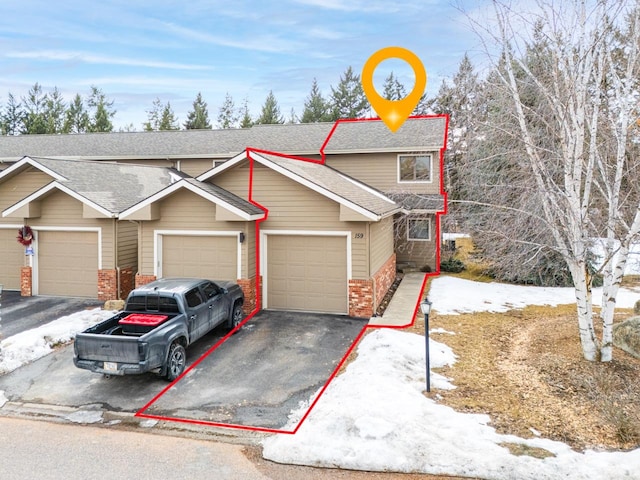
[406,217,431,242]
[154,230,243,279]
[397,153,433,184]
[260,230,351,312]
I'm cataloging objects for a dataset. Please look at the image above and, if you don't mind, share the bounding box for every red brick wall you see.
[135,274,157,288]
[119,267,135,299]
[98,269,117,301]
[21,266,32,297]
[372,253,396,310]
[349,279,374,318]
[237,277,259,314]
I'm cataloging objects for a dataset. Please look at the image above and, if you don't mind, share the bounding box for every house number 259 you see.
[354,233,364,239]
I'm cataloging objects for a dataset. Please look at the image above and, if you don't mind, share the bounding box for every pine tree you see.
[22,83,48,134]
[382,72,407,101]
[301,78,330,123]
[1,93,23,135]
[63,94,89,133]
[143,98,162,131]
[329,66,369,120]
[255,90,284,124]
[217,92,238,129]
[44,87,66,134]
[239,98,253,129]
[87,86,115,133]
[159,102,179,130]
[184,92,211,129]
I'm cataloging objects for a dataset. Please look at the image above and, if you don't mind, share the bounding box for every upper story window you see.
[398,154,432,183]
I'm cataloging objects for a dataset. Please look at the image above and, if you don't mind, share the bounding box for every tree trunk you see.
[570,260,599,361]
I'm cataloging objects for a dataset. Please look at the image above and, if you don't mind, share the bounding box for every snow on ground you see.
[263,277,640,480]
[429,276,640,315]
[0,308,114,375]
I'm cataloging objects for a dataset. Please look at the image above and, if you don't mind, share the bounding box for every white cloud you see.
[5,50,212,71]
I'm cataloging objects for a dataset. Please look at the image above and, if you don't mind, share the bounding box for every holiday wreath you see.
[17,226,34,246]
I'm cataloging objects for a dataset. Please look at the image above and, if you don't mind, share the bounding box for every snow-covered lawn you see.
[262,276,640,480]
[0,308,114,375]
[429,276,639,315]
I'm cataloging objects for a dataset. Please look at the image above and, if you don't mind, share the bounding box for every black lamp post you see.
[420,297,432,393]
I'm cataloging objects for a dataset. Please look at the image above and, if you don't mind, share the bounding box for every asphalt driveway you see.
[0,291,103,339]
[0,310,367,431]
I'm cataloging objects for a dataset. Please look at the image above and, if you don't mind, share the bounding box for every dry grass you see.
[427,304,640,451]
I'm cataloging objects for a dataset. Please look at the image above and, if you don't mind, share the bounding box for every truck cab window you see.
[185,288,205,308]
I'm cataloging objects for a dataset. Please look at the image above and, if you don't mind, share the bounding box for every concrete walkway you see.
[369,272,428,327]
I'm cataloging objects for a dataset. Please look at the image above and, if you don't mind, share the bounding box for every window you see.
[202,281,220,298]
[407,218,431,241]
[398,154,432,182]
[185,288,205,308]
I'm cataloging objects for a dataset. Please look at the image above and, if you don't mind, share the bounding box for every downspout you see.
[114,218,120,299]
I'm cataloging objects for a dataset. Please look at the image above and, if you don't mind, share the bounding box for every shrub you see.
[441,258,465,273]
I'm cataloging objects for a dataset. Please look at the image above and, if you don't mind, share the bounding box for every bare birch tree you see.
[469,0,640,361]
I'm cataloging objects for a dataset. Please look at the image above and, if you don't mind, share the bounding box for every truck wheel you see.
[165,343,186,381]
[229,302,244,331]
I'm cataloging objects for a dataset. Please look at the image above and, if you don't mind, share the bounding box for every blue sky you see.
[0,0,486,130]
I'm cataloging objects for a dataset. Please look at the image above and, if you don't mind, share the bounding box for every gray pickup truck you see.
[73,278,244,381]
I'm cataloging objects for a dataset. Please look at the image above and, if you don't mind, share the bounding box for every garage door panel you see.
[38,231,99,297]
[162,235,237,281]
[0,229,23,290]
[267,235,347,314]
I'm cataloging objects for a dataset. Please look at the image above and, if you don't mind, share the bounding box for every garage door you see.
[0,228,23,290]
[267,235,347,314]
[38,231,99,297]
[161,235,238,281]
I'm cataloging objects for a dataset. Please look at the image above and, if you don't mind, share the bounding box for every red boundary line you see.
[136,114,449,434]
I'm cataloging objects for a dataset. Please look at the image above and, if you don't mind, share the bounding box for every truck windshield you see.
[127,295,179,313]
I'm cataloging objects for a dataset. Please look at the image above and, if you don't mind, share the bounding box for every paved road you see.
[0,417,464,480]
[0,416,269,480]
[0,291,102,339]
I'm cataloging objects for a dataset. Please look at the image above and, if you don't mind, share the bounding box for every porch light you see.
[420,297,432,393]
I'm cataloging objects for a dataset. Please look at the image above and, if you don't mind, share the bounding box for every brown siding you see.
[325,152,441,194]
[0,169,52,225]
[138,189,249,276]
[116,220,138,270]
[178,158,216,177]
[369,216,394,276]
[32,190,115,269]
[213,164,369,279]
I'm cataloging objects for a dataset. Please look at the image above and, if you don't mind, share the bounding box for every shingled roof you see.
[1,156,185,215]
[201,150,401,220]
[0,117,447,163]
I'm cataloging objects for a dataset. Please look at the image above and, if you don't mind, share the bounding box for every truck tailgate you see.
[75,333,141,363]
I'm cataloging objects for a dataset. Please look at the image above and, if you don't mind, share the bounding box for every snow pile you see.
[0,308,114,375]
[428,276,640,315]
[263,328,640,479]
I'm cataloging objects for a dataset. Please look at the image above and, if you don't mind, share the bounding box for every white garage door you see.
[267,235,347,314]
[38,231,99,297]
[161,235,238,281]
[0,228,23,290]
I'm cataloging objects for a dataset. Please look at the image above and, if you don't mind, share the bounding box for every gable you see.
[0,169,56,224]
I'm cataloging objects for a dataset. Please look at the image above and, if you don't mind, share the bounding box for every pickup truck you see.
[73,278,244,381]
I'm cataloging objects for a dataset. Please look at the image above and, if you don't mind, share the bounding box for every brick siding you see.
[98,269,117,301]
[119,267,135,299]
[135,274,157,288]
[237,277,259,314]
[372,253,396,311]
[20,266,32,297]
[348,279,374,318]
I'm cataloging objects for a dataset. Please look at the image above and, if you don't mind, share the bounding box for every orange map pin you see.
[361,46,427,133]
